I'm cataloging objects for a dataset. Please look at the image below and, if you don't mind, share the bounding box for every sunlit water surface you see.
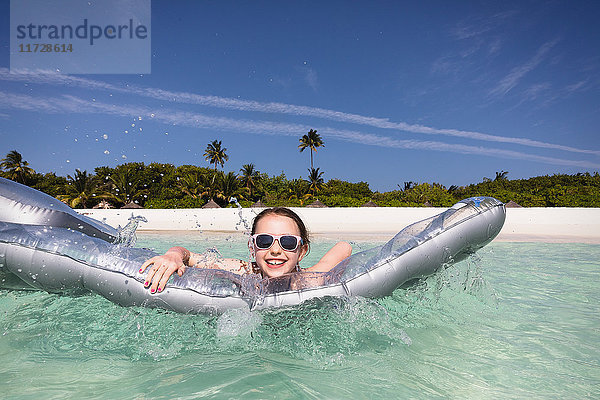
[1,232,599,399]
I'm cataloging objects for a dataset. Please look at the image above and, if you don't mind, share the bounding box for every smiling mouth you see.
[266,260,286,267]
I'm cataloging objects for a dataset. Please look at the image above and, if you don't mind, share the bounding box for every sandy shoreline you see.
[78,207,600,244]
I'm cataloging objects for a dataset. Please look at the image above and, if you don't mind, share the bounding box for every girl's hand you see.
[139,250,187,293]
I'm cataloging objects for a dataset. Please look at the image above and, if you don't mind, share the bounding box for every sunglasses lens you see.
[254,234,300,251]
[255,234,274,249]
[279,236,299,251]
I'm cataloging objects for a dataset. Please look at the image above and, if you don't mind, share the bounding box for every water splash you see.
[189,248,223,271]
[114,215,148,247]
[229,197,252,233]
[407,252,499,310]
[216,308,262,339]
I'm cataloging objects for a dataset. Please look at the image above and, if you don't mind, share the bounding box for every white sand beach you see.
[79,207,600,244]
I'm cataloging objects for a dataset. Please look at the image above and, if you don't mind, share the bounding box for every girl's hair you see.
[251,207,311,249]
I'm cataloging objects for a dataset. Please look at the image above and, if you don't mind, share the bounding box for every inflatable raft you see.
[0,177,505,313]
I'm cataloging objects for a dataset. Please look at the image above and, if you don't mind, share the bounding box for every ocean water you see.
[1,233,599,399]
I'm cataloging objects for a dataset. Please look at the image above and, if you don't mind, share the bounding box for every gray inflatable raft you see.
[0,177,505,314]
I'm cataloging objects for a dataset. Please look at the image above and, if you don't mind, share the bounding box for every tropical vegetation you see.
[298,129,324,170]
[1,148,599,209]
[0,150,35,184]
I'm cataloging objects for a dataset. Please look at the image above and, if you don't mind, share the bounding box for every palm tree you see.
[177,173,205,199]
[106,165,146,206]
[400,181,417,192]
[447,185,459,194]
[494,170,509,181]
[204,140,229,171]
[240,164,260,199]
[198,171,223,200]
[298,129,324,170]
[58,169,103,208]
[307,167,325,196]
[288,178,312,206]
[0,150,35,184]
[218,171,245,203]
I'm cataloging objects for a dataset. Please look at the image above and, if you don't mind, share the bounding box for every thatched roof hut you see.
[121,202,142,209]
[306,199,328,208]
[202,199,221,209]
[92,200,113,209]
[361,200,379,207]
[251,200,267,208]
[505,200,523,208]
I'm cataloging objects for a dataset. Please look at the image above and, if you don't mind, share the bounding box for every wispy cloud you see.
[523,82,552,102]
[1,68,597,157]
[1,90,598,169]
[564,79,591,94]
[451,10,518,41]
[301,67,318,91]
[490,39,559,97]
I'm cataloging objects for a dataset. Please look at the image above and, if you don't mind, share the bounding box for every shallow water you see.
[1,234,599,399]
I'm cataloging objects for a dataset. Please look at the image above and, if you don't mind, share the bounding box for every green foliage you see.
[307,167,325,196]
[31,173,68,197]
[454,172,600,207]
[320,194,366,207]
[204,140,228,171]
[145,197,207,209]
[298,129,324,170]
[57,169,105,208]
[3,149,598,208]
[404,183,456,207]
[0,150,35,184]
[240,164,261,201]
[324,179,372,198]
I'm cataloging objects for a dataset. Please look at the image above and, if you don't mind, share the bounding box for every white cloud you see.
[564,80,590,94]
[490,39,558,97]
[1,66,598,157]
[303,67,318,91]
[1,90,598,169]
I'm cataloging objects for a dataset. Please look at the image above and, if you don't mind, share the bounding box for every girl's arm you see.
[140,246,249,293]
[304,242,352,273]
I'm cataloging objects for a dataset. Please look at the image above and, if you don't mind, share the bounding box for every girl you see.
[140,207,352,293]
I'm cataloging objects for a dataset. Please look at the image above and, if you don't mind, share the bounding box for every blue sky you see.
[1,1,599,192]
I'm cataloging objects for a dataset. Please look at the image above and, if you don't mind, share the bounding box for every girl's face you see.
[251,214,307,278]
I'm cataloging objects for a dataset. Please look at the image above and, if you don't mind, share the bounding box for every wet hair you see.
[250,207,310,274]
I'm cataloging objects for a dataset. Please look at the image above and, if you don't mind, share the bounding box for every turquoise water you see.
[1,233,599,399]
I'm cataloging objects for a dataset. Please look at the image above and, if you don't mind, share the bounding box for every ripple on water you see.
[1,243,599,399]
